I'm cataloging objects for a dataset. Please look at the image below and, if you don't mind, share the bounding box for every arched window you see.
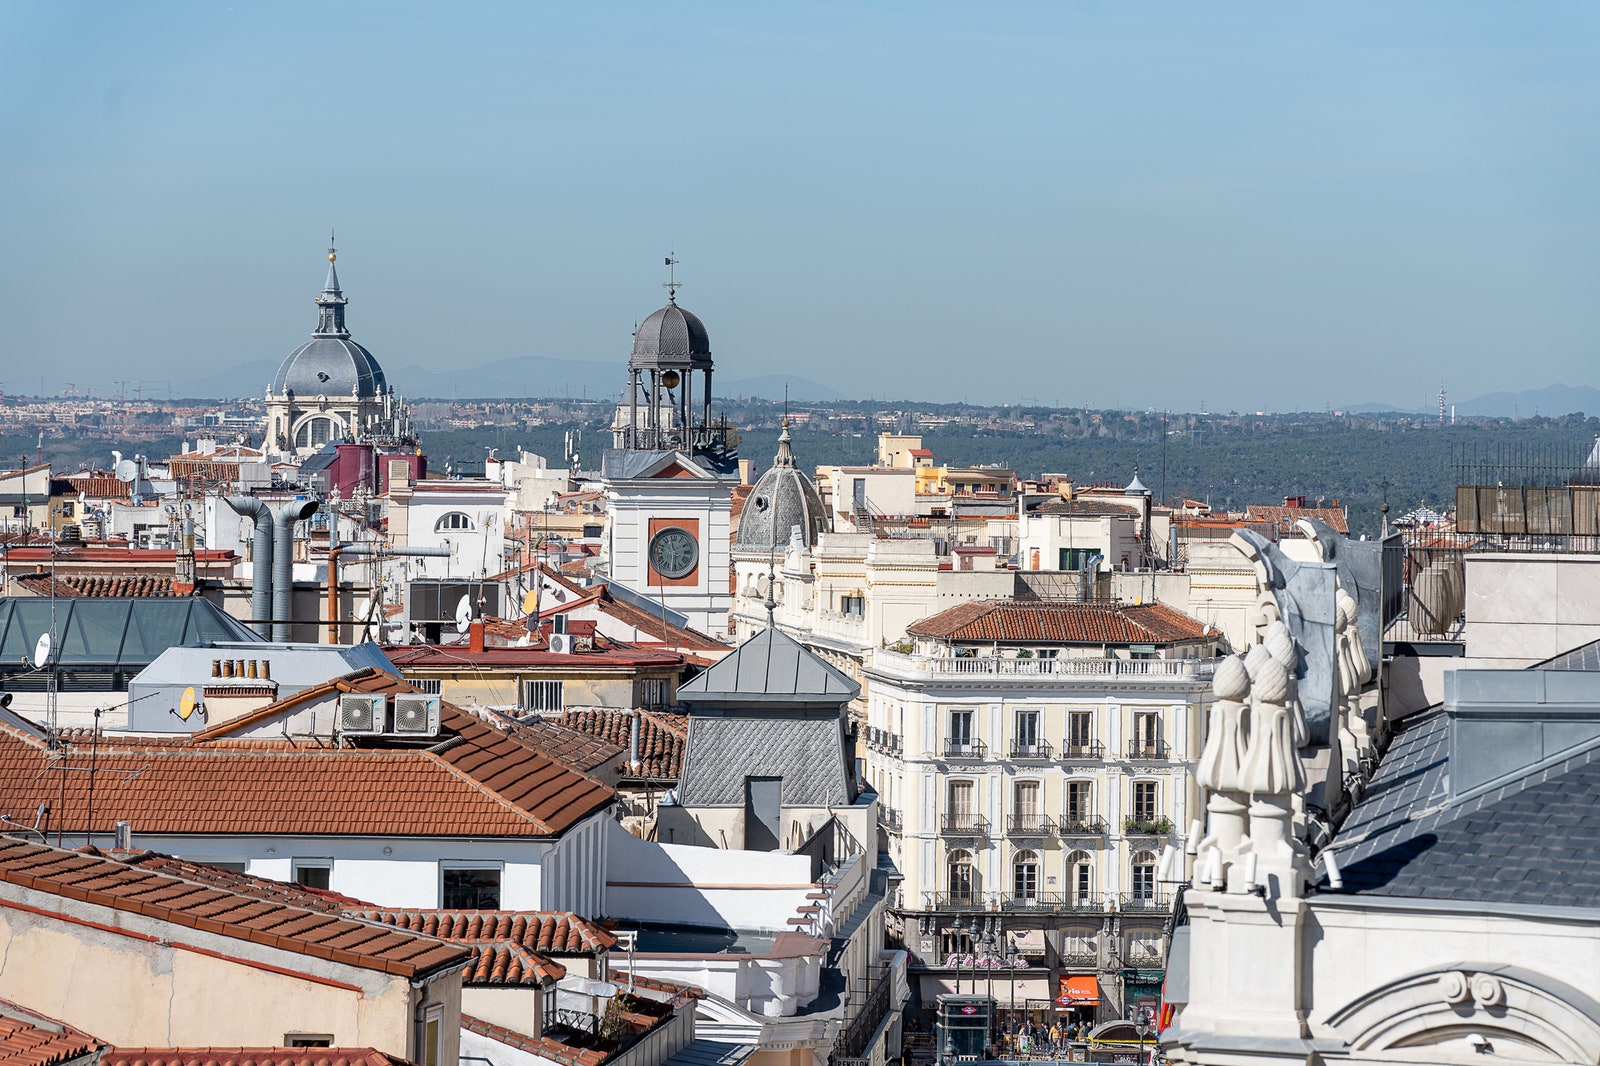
[1012,849,1039,903]
[1067,850,1094,906]
[1130,850,1157,903]
[435,511,476,533]
[294,416,341,450]
[947,849,978,905]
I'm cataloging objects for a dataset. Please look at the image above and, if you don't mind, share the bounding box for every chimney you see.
[738,458,753,485]
[113,821,132,851]
[260,659,271,680]
[469,619,486,654]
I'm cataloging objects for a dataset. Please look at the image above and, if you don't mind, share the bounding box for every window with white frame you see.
[417,1004,443,1066]
[1014,709,1041,754]
[291,858,332,890]
[1013,849,1040,901]
[1061,925,1097,960]
[1013,780,1042,830]
[1067,850,1094,904]
[441,863,502,909]
[1131,779,1159,824]
[1131,710,1162,756]
[434,511,476,532]
[524,680,564,713]
[1064,781,1093,828]
[1067,710,1094,756]
[1130,851,1157,900]
[948,708,974,753]
[1127,928,1164,960]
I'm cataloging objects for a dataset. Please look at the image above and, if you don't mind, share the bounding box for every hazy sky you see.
[3,2,1597,411]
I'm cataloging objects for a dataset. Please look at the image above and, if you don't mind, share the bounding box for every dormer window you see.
[435,511,476,532]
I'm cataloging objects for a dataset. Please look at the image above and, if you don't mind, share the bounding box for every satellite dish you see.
[113,459,138,483]
[521,589,539,617]
[454,595,473,635]
[31,633,50,667]
[177,686,199,722]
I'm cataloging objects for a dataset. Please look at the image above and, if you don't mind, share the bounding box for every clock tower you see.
[601,271,739,637]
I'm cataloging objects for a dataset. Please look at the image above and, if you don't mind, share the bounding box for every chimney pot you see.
[222,660,234,678]
[212,659,222,678]
[247,660,258,679]
[113,821,132,851]
[260,659,271,680]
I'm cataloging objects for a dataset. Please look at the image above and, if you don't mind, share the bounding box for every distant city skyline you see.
[3,2,1598,412]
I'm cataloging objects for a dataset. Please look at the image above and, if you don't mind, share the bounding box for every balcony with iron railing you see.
[1006,814,1058,837]
[880,807,903,832]
[1126,739,1169,760]
[999,892,1104,913]
[1058,816,1107,838]
[1119,892,1172,913]
[1009,739,1054,760]
[1061,740,1104,760]
[1123,816,1174,838]
[869,648,1221,684]
[921,891,986,910]
[944,739,988,760]
[940,814,990,837]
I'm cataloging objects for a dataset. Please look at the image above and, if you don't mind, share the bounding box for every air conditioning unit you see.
[392,694,442,736]
[339,694,386,735]
[547,632,573,655]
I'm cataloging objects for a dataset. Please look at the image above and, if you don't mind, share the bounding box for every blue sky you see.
[2,2,1597,410]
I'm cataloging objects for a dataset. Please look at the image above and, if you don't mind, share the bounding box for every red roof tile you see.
[459,1017,608,1066]
[13,573,176,598]
[0,840,468,980]
[0,690,614,840]
[356,909,614,987]
[101,1050,412,1066]
[556,710,685,781]
[0,1006,101,1066]
[906,601,1218,645]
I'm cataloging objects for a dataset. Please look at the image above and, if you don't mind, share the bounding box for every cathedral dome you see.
[736,424,829,551]
[272,249,388,399]
[274,337,387,398]
[630,298,712,370]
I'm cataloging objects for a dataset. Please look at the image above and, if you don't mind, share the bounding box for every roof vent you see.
[392,694,441,736]
[339,694,386,735]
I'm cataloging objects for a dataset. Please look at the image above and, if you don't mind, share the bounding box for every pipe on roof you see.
[272,499,320,642]
[225,496,273,638]
[325,542,451,644]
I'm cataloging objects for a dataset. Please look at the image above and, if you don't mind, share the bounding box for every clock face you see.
[649,527,698,580]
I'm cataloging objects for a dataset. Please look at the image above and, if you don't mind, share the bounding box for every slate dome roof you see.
[274,337,387,399]
[736,424,828,551]
[630,299,712,370]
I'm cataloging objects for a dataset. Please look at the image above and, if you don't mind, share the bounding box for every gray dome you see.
[630,299,712,370]
[274,337,387,399]
[736,425,829,551]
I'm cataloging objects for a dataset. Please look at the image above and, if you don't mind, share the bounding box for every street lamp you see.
[952,916,965,994]
[1136,1004,1156,1066]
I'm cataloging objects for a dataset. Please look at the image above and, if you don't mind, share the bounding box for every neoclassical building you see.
[729,421,830,639]
[265,242,412,459]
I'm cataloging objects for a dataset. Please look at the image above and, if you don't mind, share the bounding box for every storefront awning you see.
[1057,975,1100,1007]
[1011,929,1047,957]
[989,978,1052,1007]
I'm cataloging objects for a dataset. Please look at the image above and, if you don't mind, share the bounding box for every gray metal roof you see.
[735,426,829,552]
[1534,638,1600,671]
[0,597,261,672]
[1323,702,1600,907]
[676,713,852,808]
[274,337,387,399]
[629,299,712,370]
[678,625,859,705]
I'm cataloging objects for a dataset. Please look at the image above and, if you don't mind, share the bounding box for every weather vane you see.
[663,250,682,302]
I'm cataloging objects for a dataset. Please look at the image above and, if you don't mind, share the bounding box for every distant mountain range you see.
[1341,384,1600,419]
[176,358,842,403]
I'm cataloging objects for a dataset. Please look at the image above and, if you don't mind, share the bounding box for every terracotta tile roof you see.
[357,909,614,986]
[0,1006,102,1066]
[1030,497,1140,516]
[906,600,1218,645]
[467,710,625,776]
[459,1016,606,1066]
[188,669,416,742]
[107,850,372,913]
[0,706,614,841]
[556,710,685,781]
[101,1050,412,1066]
[0,840,469,979]
[1243,504,1349,534]
[358,908,615,953]
[60,474,130,499]
[12,573,177,598]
